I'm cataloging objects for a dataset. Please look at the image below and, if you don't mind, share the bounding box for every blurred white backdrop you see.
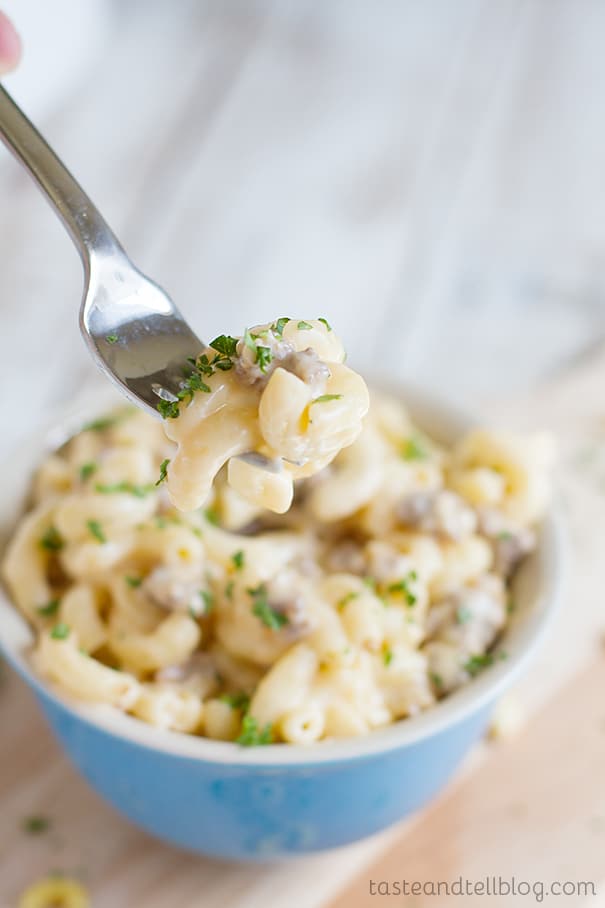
[1,0,604,448]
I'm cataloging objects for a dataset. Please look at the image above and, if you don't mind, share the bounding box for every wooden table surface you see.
[1,2,605,905]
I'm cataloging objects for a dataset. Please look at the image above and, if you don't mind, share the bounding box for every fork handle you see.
[0,84,124,271]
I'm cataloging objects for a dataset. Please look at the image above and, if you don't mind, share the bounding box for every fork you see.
[0,84,204,416]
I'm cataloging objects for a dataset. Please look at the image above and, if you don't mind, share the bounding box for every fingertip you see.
[0,11,21,75]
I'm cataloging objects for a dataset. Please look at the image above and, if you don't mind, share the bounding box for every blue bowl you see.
[0,386,565,860]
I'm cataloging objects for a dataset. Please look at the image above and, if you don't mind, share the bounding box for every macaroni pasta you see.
[2,384,554,745]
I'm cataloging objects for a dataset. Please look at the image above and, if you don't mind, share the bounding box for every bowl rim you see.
[0,379,567,766]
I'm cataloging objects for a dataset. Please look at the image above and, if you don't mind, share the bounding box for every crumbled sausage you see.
[280,349,331,396]
[265,572,314,639]
[143,566,202,613]
[397,490,477,541]
[477,507,535,577]
[426,577,505,655]
[235,326,295,386]
[324,538,367,575]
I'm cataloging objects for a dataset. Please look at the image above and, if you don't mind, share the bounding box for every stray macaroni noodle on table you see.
[2,318,555,745]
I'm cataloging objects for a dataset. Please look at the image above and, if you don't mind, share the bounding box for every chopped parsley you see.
[455,605,472,625]
[401,435,429,461]
[272,317,291,336]
[507,598,517,615]
[37,599,60,618]
[318,317,332,331]
[256,345,272,373]
[50,622,70,640]
[95,481,154,498]
[463,651,507,677]
[337,591,359,611]
[387,571,418,606]
[157,399,180,419]
[498,530,514,541]
[430,672,444,689]
[82,416,116,433]
[249,584,288,630]
[209,334,238,356]
[312,394,342,404]
[243,328,257,352]
[243,329,272,373]
[297,320,313,330]
[106,334,118,344]
[200,590,214,614]
[220,692,250,711]
[383,646,393,667]
[231,550,245,571]
[40,526,64,552]
[86,519,106,544]
[225,580,235,600]
[125,575,142,589]
[156,459,170,486]
[22,815,51,835]
[236,714,273,746]
[204,507,220,526]
[79,462,97,482]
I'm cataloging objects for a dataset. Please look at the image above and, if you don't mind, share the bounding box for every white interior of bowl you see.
[0,380,566,765]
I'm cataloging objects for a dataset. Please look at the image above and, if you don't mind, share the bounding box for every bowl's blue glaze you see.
[34,681,491,860]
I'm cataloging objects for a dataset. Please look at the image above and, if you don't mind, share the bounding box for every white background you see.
[1,0,604,445]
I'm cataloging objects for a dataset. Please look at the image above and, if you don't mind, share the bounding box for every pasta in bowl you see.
[0,382,565,859]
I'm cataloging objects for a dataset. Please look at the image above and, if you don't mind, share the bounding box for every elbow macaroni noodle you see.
[1,324,554,745]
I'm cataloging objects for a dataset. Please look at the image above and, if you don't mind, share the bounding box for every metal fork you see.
[0,84,204,417]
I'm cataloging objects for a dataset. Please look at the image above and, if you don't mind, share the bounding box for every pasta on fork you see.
[157,318,370,513]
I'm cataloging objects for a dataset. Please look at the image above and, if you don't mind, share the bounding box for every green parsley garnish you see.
[383,646,393,667]
[256,345,272,373]
[272,317,291,336]
[430,672,444,689]
[236,714,273,746]
[204,507,220,526]
[318,317,332,331]
[40,526,64,552]
[95,481,154,498]
[401,435,429,461]
[225,580,235,600]
[387,571,418,606]
[463,652,506,677]
[243,328,257,353]
[156,458,170,486]
[157,399,180,419]
[125,576,142,589]
[50,622,70,640]
[498,530,514,541]
[312,394,342,404]
[82,416,116,432]
[220,692,250,711]
[337,591,359,611]
[106,334,118,344]
[231,550,245,571]
[455,605,472,625]
[209,335,238,356]
[200,590,214,614]
[22,815,51,835]
[86,519,106,544]
[297,320,313,330]
[507,598,517,615]
[79,462,97,482]
[249,584,288,630]
[37,599,60,618]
